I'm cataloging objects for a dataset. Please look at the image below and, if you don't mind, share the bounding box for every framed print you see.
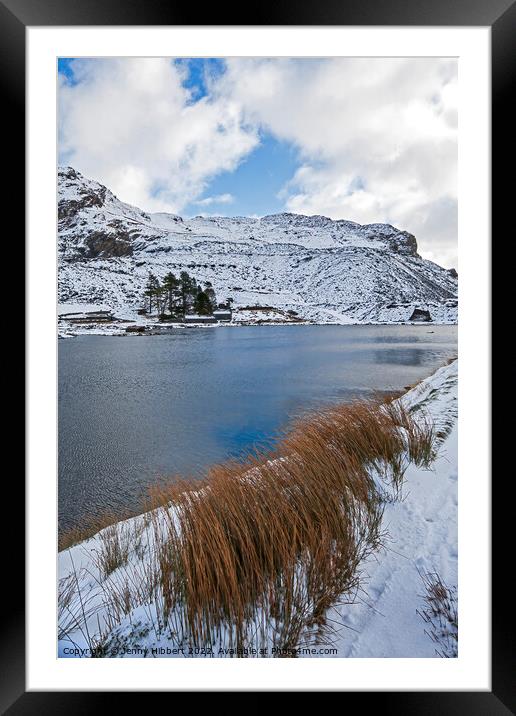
[5,0,510,707]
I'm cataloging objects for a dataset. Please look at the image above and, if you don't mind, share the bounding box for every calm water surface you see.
[58,325,457,532]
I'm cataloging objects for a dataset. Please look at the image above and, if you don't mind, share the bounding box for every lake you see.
[58,324,457,533]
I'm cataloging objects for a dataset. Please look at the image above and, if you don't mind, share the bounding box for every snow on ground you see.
[58,360,458,658]
[57,300,457,338]
[323,361,458,657]
[58,302,112,316]
[58,167,458,329]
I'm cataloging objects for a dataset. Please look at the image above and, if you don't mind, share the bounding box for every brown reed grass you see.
[417,571,458,658]
[58,507,140,552]
[60,396,436,655]
[142,398,434,653]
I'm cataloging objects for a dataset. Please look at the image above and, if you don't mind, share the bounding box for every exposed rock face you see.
[390,231,419,257]
[260,213,420,257]
[447,268,458,279]
[409,308,432,322]
[58,167,107,221]
[83,231,134,258]
[58,166,458,324]
[58,166,166,260]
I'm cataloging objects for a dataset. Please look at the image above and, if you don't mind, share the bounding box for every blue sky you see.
[184,135,300,218]
[59,57,301,219]
[173,58,300,217]
[58,57,458,266]
[174,58,224,101]
[58,58,76,84]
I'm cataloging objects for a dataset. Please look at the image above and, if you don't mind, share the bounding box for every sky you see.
[58,57,458,268]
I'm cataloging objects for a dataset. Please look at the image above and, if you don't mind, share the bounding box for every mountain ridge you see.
[58,166,458,327]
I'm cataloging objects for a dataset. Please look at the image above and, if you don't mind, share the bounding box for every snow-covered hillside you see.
[58,166,458,326]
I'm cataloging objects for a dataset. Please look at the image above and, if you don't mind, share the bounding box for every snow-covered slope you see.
[327,360,458,657]
[58,166,458,324]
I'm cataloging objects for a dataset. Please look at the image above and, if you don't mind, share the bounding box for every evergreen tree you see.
[154,283,167,316]
[144,273,159,313]
[179,271,192,315]
[194,290,212,316]
[163,272,180,314]
[204,281,217,311]
[142,270,220,319]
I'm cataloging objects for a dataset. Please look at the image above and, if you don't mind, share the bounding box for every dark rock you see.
[409,308,432,322]
[84,231,133,258]
[391,231,419,257]
[58,186,107,221]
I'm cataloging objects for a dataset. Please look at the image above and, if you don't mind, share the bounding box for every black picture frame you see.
[6,0,507,709]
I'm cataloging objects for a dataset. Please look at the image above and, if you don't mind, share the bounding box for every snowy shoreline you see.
[58,303,457,339]
[58,359,458,657]
[325,359,458,657]
[59,321,456,339]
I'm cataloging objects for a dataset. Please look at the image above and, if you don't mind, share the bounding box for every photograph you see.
[56,56,460,660]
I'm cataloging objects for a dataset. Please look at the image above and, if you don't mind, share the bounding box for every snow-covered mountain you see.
[58,166,458,325]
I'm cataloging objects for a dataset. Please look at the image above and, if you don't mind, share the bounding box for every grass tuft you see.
[59,395,437,656]
[417,571,458,657]
[92,522,131,578]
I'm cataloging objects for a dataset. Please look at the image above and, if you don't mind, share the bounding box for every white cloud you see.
[59,57,457,267]
[59,58,258,213]
[218,58,457,267]
[193,193,234,206]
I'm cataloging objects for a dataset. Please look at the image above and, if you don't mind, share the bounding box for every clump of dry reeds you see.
[417,571,458,658]
[142,398,434,654]
[58,507,140,553]
[383,401,437,469]
[91,521,132,578]
[59,396,437,656]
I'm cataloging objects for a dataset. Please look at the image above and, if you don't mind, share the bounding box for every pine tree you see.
[155,284,167,316]
[142,270,219,319]
[204,281,217,311]
[189,277,198,310]
[144,273,159,313]
[163,272,179,314]
[194,290,212,316]
[179,271,192,315]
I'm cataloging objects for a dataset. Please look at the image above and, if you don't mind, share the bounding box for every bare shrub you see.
[417,571,458,657]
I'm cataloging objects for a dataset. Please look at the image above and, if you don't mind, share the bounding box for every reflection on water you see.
[58,324,457,532]
[373,347,428,366]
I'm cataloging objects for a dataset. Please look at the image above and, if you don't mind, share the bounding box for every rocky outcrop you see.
[389,230,419,257]
[57,166,458,324]
[83,231,134,258]
[409,308,432,322]
[260,213,420,257]
[58,167,107,221]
